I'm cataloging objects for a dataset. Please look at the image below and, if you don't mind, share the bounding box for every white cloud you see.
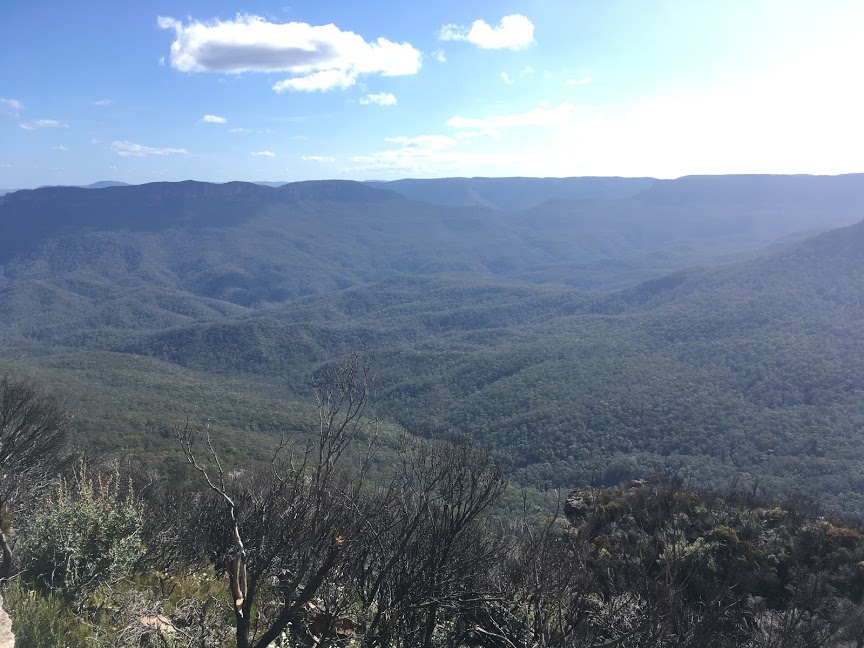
[384,135,457,150]
[90,137,102,144]
[459,23,864,179]
[439,14,534,50]
[19,119,67,130]
[111,140,188,157]
[273,69,354,92]
[93,99,113,106]
[349,134,513,175]
[302,155,336,163]
[201,114,227,124]
[566,76,592,86]
[359,92,397,106]
[454,129,501,141]
[0,97,25,114]
[446,103,578,129]
[501,68,536,85]
[52,145,69,152]
[158,14,421,93]
[432,49,447,63]
[251,150,276,157]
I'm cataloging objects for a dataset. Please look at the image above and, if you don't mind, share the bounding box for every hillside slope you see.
[3,175,862,346]
[103,217,864,510]
[2,176,864,511]
[365,176,655,209]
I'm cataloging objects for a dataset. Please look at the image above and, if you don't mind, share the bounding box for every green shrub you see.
[22,462,145,602]
[5,584,92,648]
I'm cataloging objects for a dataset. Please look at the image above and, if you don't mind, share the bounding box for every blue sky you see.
[2,0,863,187]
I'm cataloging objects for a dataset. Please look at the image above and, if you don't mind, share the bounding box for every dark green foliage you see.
[473,479,864,647]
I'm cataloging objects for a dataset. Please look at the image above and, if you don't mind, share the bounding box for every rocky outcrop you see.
[0,595,14,648]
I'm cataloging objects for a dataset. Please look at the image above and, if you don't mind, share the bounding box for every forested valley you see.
[2,174,864,645]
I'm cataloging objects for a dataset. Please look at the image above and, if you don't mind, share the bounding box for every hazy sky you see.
[2,0,863,186]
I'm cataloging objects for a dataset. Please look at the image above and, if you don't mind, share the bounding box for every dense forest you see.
[1,175,864,510]
[2,174,864,643]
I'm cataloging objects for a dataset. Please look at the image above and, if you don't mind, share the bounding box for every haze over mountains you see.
[0,180,131,196]
[2,174,864,511]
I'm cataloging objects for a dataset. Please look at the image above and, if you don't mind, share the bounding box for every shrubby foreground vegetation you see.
[4,365,864,648]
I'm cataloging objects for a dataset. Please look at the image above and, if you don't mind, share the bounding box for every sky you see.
[2,0,864,187]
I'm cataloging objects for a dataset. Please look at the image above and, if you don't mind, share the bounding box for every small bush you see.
[22,461,145,602]
[5,583,92,648]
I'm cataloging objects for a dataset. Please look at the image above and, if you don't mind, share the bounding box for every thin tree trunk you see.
[421,605,438,648]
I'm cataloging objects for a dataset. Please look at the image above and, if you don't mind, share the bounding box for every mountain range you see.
[2,174,864,512]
